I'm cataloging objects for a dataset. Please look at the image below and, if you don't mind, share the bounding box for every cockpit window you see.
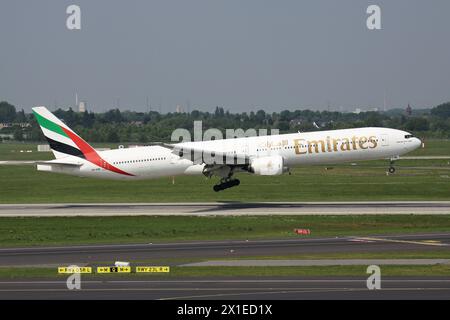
[405,134,414,139]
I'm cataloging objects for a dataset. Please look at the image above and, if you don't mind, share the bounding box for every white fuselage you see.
[38,127,422,180]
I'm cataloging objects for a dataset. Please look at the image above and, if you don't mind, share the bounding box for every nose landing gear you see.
[213,178,240,192]
[387,157,398,174]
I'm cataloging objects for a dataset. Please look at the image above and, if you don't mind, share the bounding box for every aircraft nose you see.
[413,137,422,149]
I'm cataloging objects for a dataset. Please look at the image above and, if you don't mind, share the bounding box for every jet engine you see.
[249,155,285,176]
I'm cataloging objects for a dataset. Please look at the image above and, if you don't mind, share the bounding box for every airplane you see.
[32,106,422,192]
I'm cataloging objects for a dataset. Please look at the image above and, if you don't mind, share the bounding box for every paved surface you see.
[182,259,450,267]
[0,161,37,165]
[0,233,449,267]
[400,156,450,160]
[0,277,450,300]
[1,202,450,216]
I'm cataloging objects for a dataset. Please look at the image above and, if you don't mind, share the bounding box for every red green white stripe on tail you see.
[32,106,133,176]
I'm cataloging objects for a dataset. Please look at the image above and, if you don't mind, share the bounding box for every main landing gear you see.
[213,178,240,192]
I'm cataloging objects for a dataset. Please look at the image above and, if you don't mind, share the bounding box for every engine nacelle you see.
[184,164,206,175]
[249,155,284,176]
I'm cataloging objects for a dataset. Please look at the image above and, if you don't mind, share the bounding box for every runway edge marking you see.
[354,236,448,247]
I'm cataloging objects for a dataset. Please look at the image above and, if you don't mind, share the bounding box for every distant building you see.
[0,123,12,129]
[79,101,87,113]
[130,121,143,127]
[175,105,183,113]
[405,103,412,116]
[37,144,51,152]
[0,133,14,139]
[0,122,30,129]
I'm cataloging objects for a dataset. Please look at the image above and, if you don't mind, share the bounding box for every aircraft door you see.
[242,141,249,155]
[381,134,389,147]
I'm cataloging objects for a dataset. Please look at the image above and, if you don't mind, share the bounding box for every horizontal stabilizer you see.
[35,161,82,167]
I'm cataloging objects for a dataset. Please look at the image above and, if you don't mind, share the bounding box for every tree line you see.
[1,100,450,142]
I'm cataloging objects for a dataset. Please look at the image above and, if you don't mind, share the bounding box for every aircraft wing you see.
[161,143,251,166]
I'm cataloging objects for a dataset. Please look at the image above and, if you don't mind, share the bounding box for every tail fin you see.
[32,106,94,160]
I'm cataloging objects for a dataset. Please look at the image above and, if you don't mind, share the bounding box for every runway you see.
[183,259,450,267]
[1,233,449,267]
[0,161,37,165]
[1,201,450,216]
[0,277,450,299]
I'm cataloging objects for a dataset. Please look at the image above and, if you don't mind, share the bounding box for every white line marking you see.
[355,237,449,247]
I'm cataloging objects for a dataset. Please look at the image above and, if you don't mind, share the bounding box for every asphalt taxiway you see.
[1,201,450,216]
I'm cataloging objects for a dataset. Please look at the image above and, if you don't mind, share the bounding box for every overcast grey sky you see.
[1,0,449,113]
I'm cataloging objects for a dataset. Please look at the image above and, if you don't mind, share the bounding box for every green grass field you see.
[0,142,118,161]
[0,142,52,161]
[1,140,449,203]
[409,139,450,156]
[1,215,450,247]
[1,162,449,203]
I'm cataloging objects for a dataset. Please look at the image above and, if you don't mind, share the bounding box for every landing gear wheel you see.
[213,179,240,192]
[388,166,396,174]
